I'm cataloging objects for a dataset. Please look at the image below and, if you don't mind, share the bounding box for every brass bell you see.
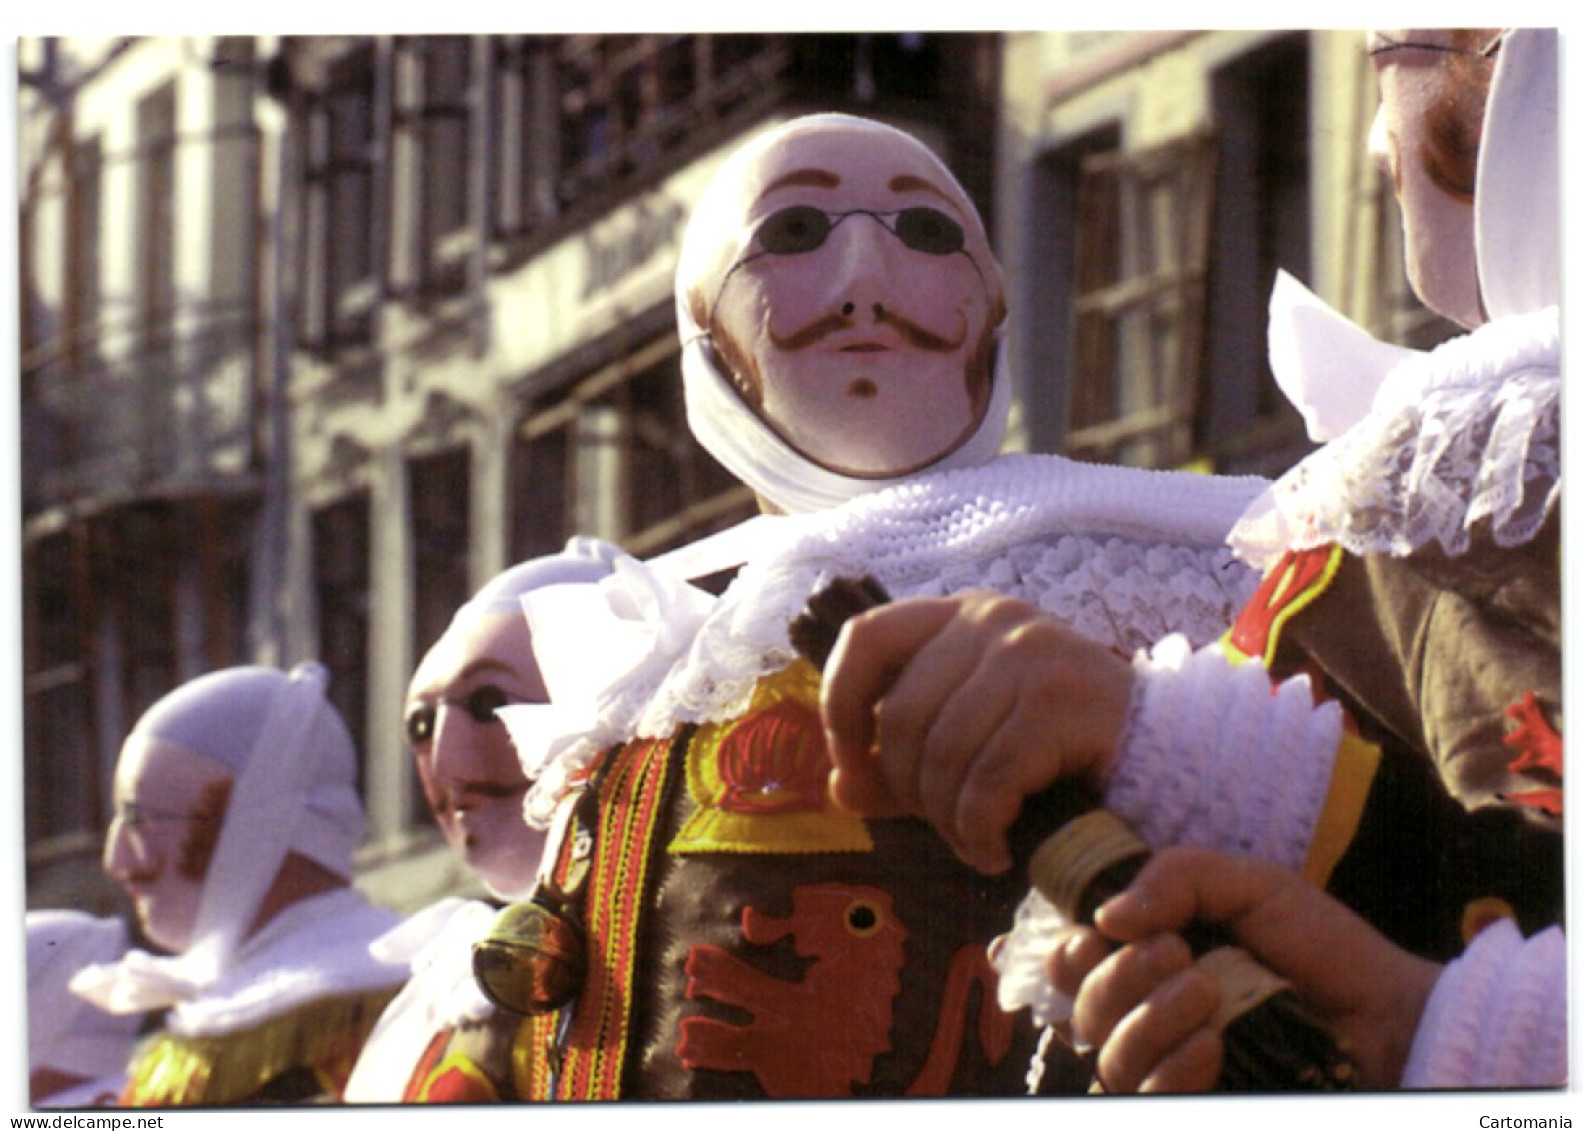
[473,896,587,1015]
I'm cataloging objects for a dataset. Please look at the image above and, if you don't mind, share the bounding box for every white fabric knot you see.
[508,553,718,828]
[71,945,210,1018]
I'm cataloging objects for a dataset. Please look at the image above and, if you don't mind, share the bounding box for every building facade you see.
[17,32,1006,916]
[994,30,1457,474]
[17,30,1453,921]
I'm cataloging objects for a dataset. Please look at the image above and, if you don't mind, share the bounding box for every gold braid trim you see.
[121,987,398,1107]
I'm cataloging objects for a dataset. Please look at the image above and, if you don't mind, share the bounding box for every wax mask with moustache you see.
[102,737,229,954]
[677,114,1009,514]
[406,543,618,901]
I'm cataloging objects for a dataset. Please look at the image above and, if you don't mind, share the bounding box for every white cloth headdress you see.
[453,536,623,622]
[72,662,365,1014]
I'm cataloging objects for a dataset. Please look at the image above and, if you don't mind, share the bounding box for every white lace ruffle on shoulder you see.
[1230,307,1560,569]
[635,454,1264,738]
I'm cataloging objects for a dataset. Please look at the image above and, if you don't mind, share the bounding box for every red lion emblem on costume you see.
[678,882,1015,1096]
[678,882,907,1096]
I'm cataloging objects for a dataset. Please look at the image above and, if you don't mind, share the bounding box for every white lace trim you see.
[633,453,1264,738]
[1231,307,1560,569]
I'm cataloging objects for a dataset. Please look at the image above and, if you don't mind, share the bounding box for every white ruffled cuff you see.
[1107,635,1342,868]
[994,634,1344,1022]
[1401,921,1567,1088]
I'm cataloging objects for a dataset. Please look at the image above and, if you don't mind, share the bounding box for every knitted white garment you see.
[1108,636,1343,868]
[1401,920,1567,1088]
[341,898,498,1103]
[993,637,1343,1021]
[160,888,406,1040]
[1230,305,1560,571]
[631,452,1266,740]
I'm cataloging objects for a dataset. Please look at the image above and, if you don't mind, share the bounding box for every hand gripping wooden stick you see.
[791,575,1356,1092]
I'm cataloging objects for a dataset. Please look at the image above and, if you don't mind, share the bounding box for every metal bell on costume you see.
[472,894,586,1015]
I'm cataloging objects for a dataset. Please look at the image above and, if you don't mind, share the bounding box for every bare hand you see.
[818,591,1134,874]
[1048,847,1441,1092]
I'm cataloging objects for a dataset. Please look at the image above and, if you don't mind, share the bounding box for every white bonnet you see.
[129,661,363,881]
[1475,27,1558,319]
[456,537,624,621]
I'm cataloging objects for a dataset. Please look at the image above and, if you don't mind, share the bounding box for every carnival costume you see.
[486,460,1270,1100]
[411,114,1272,1101]
[342,546,618,1103]
[996,28,1563,1090]
[72,664,406,1106]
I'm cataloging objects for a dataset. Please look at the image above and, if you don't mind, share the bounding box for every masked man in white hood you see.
[491,112,1269,1099]
[820,29,1561,1092]
[72,663,407,1105]
[342,541,618,1102]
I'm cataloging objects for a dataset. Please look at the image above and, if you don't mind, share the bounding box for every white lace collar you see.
[1230,285,1559,570]
[631,452,1263,738]
[513,454,1264,823]
[1230,31,1561,572]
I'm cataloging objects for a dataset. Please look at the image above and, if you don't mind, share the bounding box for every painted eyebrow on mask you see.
[753,168,962,216]
[888,173,954,205]
[756,168,842,202]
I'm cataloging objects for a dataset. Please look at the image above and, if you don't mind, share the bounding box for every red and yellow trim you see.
[551,736,677,1100]
[404,1048,499,1104]
[1223,544,1344,668]
[675,662,872,855]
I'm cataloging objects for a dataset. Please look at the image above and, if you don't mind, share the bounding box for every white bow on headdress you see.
[502,553,719,827]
